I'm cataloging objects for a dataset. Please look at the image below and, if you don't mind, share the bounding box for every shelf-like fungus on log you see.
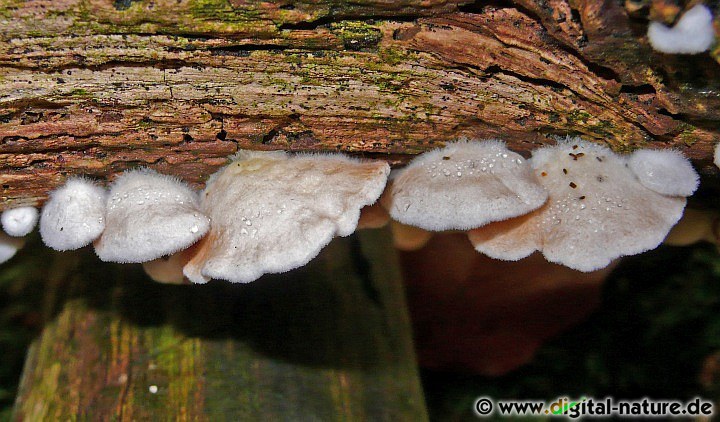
[1,207,38,237]
[387,140,547,231]
[40,178,107,251]
[183,150,390,284]
[94,169,210,263]
[469,138,697,272]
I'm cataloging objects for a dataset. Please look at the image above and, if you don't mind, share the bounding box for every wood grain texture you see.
[1,0,719,210]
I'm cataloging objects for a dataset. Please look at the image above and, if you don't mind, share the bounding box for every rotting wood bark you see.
[1,0,720,210]
[13,229,428,420]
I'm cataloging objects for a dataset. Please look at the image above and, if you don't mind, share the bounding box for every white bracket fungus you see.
[627,149,699,197]
[647,4,715,54]
[94,169,210,263]
[40,178,107,251]
[0,231,25,264]
[714,142,720,170]
[387,140,548,231]
[1,206,39,237]
[469,138,694,272]
[183,150,390,284]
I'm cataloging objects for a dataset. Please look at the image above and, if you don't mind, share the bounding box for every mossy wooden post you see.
[13,229,427,419]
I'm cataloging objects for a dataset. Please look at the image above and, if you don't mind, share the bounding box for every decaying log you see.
[1,0,719,210]
[13,229,427,420]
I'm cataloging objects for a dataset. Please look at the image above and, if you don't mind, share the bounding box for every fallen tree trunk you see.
[1,0,719,209]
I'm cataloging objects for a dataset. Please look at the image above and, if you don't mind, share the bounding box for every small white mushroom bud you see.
[1,206,39,237]
[387,140,547,231]
[94,169,210,263]
[627,149,698,197]
[40,178,107,251]
[183,150,390,284]
[647,4,715,54]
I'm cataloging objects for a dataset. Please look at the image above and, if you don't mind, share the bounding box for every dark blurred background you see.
[2,232,720,420]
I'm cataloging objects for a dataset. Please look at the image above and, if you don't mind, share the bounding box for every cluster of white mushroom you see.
[386,138,698,272]
[0,137,705,281]
[0,150,390,284]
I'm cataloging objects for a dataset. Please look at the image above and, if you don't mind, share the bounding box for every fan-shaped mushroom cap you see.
[467,212,539,261]
[0,231,25,264]
[647,4,715,54]
[387,140,547,231]
[94,169,210,263]
[1,207,38,237]
[469,138,689,272]
[183,150,390,284]
[40,178,107,251]
[714,143,720,170]
[627,149,698,196]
